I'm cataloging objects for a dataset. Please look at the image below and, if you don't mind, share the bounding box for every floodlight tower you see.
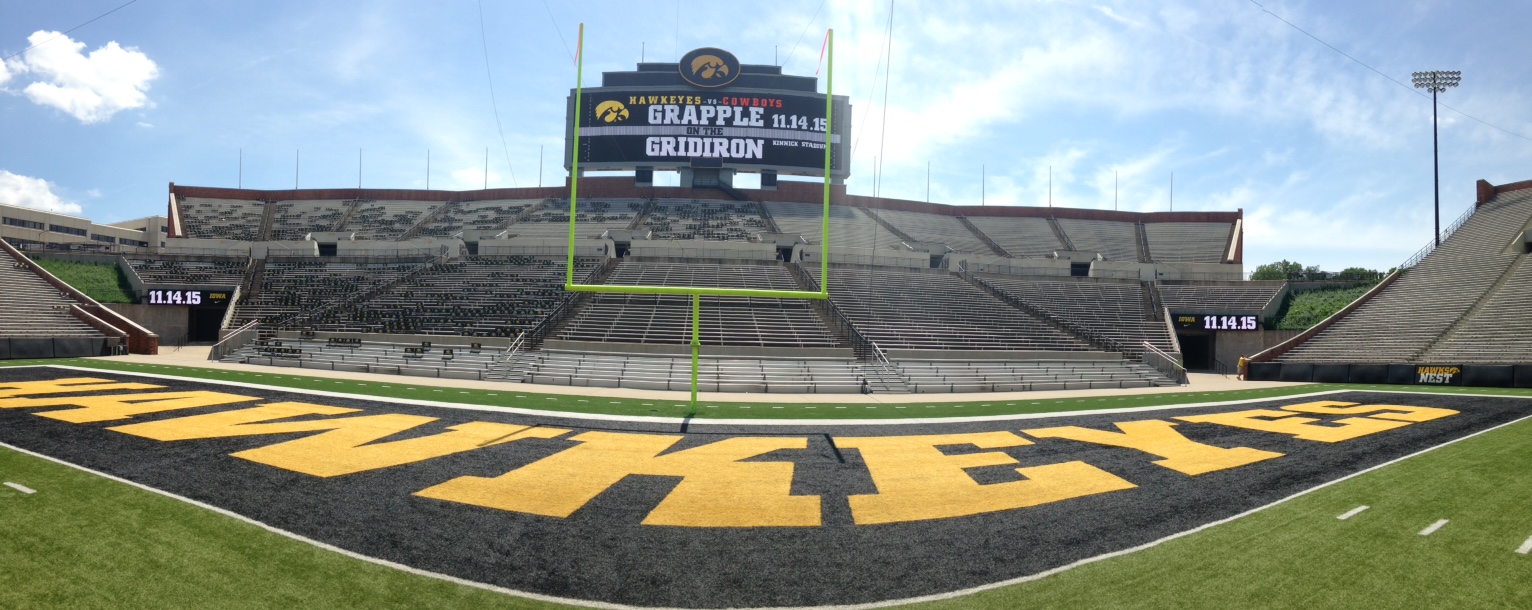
[1412,70,1460,247]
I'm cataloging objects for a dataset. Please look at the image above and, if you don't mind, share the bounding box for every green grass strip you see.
[2,413,1528,608]
[27,257,136,304]
[4,358,1531,420]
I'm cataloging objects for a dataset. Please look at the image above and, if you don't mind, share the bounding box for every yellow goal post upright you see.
[565,24,835,412]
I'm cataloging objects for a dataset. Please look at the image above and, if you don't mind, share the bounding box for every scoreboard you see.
[565,47,851,179]
[569,88,850,177]
[145,289,231,306]
[1172,313,1259,331]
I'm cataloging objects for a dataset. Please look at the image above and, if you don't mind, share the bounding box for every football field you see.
[1,361,1528,609]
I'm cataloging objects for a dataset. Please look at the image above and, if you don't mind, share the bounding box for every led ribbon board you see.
[564,25,836,406]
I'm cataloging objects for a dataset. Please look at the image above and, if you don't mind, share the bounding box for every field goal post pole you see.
[566,25,834,414]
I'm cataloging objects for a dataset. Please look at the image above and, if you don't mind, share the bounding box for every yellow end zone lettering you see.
[109,402,571,477]
[0,390,262,424]
[839,432,1136,525]
[416,431,819,527]
[0,377,164,399]
[1023,419,1284,476]
[1174,401,1455,443]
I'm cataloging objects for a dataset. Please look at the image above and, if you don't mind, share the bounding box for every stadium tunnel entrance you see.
[1178,330,1215,371]
[188,304,227,342]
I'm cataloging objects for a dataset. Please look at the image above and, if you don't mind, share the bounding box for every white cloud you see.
[0,58,11,87]
[136,121,153,128]
[6,31,159,123]
[0,170,83,214]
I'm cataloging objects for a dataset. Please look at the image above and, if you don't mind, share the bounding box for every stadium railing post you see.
[691,293,700,415]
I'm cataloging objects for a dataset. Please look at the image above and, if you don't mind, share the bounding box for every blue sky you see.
[2,0,1529,272]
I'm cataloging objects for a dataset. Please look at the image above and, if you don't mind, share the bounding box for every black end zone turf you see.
[0,366,1527,608]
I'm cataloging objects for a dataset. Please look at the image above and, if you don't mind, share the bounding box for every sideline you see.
[0,363,1449,426]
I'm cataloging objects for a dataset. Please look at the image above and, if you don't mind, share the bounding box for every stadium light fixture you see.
[1412,70,1460,248]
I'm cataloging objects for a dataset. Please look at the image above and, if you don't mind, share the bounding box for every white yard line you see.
[1515,535,1532,555]
[3,481,36,494]
[1337,505,1369,520]
[1419,519,1450,536]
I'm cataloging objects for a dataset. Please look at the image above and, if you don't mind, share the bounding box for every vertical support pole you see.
[691,293,700,413]
[820,28,833,297]
[569,23,585,288]
[1432,89,1440,248]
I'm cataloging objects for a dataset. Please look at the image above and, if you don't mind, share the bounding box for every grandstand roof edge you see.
[1492,178,1532,196]
[167,178,1240,222]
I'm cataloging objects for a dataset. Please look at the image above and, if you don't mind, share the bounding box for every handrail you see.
[868,340,912,393]
[209,320,260,361]
[277,255,445,330]
[967,273,1133,357]
[1141,341,1188,385]
[1398,202,1478,270]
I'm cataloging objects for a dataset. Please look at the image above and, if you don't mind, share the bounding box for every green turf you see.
[27,257,136,304]
[2,409,1527,609]
[3,358,1532,421]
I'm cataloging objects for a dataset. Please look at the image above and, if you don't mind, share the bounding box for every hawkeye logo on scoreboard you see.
[595,100,629,123]
[679,47,741,88]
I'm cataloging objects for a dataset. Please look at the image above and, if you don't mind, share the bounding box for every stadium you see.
[2,3,1530,609]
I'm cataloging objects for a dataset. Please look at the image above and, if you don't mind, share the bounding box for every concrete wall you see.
[163,238,254,257]
[104,303,188,342]
[629,240,777,261]
[796,245,927,269]
[1217,329,1303,363]
[478,237,614,257]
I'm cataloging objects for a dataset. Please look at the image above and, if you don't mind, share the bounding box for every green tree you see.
[1333,266,1383,282]
[1250,259,1302,281]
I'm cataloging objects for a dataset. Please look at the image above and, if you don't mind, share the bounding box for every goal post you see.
[563,24,837,411]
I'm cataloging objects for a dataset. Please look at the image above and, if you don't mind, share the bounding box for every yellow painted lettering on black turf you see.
[109,402,570,477]
[1022,419,1284,475]
[839,432,1136,525]
[1279,402,1458,423]
[0,377,163,399]
[1174,401,1431,443]
[0,390,261,424]
[415,431,819,527]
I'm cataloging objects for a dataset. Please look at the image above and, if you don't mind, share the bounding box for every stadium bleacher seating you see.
[977,276,1174,355]
[414,200,542,237]
[763,201,901,248]
[158,193,1263,391]
[871,209,997,254]
[894,359,1178,393]
[966,216,1063,258]
[1143,222,1232,263]
[1278,190,1532,363]
[178,197,265,241]
[342,201,439,240]
[556,261,841,347]
[509,350,864,393]
[1159,282,1284,312]
[1425,255,1532,362]
[0,258,105,338]
[267,200,348,240]
[643,199,766,240]
[504,199,641,238]
[228,260,420,326]
[224,337,496,379]
[816,267,1093,352]
[127,256,246,286]
[303,256,600,337]
[1055,218,1140,261]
